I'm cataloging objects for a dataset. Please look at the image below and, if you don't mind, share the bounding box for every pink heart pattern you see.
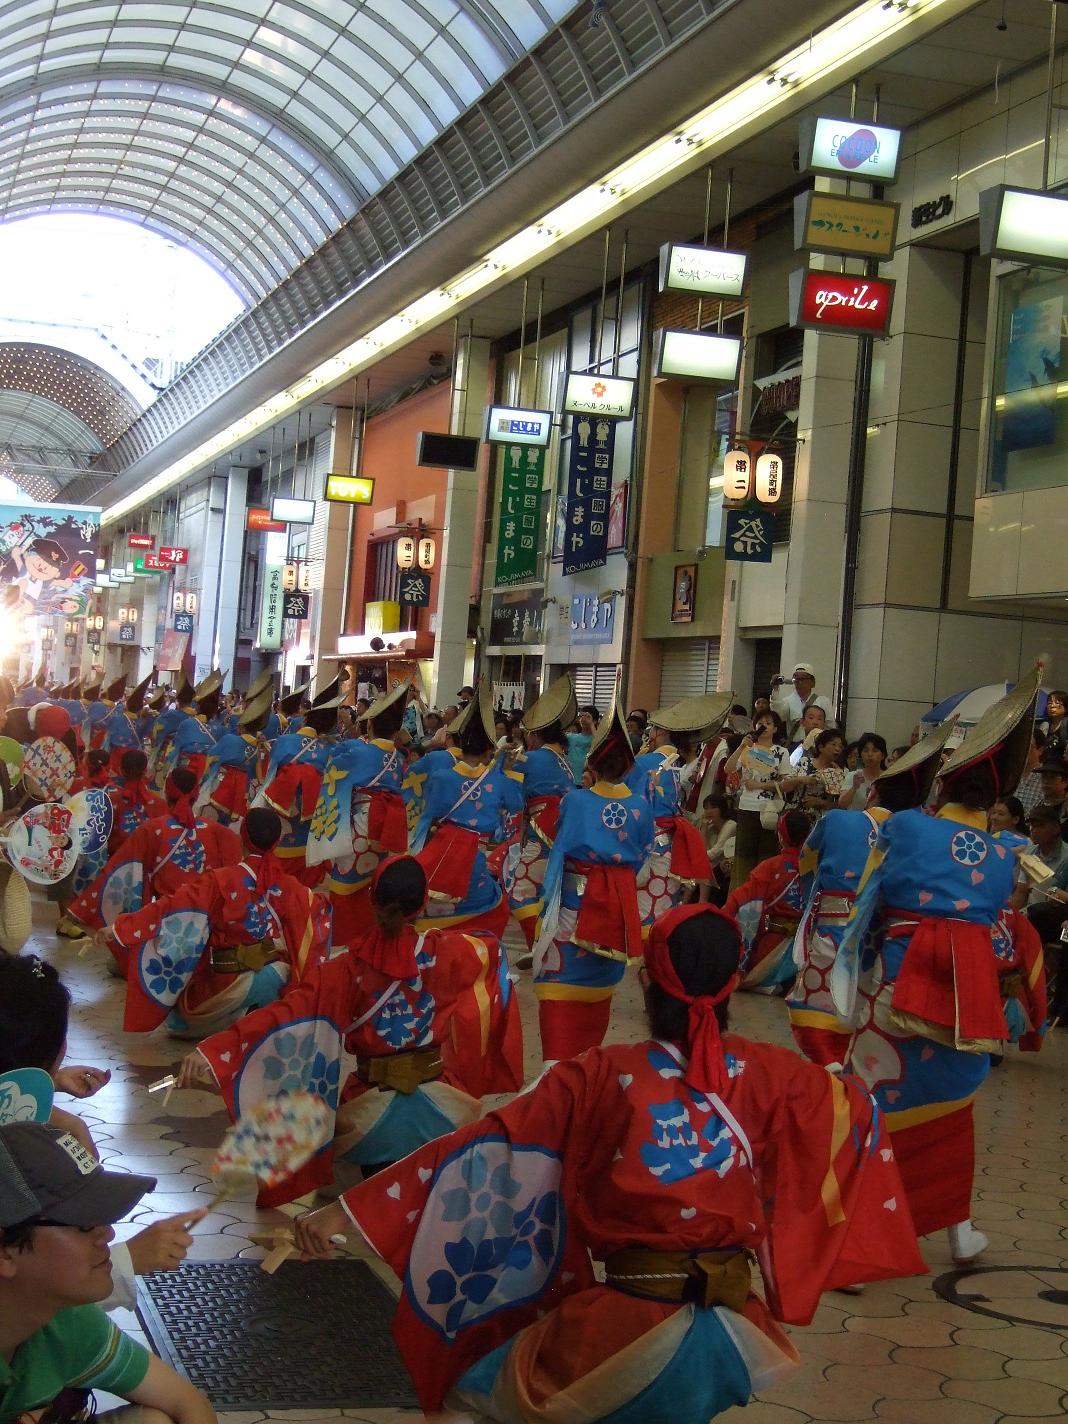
[970,870,984,885]
[954,899,970,911]
[918,890,933,905]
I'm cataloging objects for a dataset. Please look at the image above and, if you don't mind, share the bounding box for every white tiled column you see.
[181,477,226,683]
[211,468,248,687]
[309,411,353,669]
[430,337,491,705]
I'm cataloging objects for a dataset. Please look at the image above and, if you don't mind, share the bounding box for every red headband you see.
[164,773,196,829]
[240,821,280,895]
[644,903,740,1096]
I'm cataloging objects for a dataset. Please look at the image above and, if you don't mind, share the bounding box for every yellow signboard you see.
[795,191,899,260]
[325,473,375,504]
[365,600,400,636]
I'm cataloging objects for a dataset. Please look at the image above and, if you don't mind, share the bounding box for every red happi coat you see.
[107,778,166,853]
[109,856,331,1031]
[69,813,244,929]
[725,848,804,990]
[197,925,523,1205]
[341,1036,925,1414]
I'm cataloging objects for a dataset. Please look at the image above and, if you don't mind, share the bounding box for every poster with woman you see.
[0,502,100,617]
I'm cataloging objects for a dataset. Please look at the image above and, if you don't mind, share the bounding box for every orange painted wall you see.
[343,381,451,636]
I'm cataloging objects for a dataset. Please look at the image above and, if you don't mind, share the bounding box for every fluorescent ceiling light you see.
[102,0,966,527]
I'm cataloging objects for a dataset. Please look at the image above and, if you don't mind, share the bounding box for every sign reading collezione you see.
[258,565,284,650]
[790,270,896,339]
[495,445,546,586]
[563,414,615,577]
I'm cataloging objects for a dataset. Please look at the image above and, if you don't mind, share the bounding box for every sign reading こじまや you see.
[563,415,615,577]
[495,445,546,586]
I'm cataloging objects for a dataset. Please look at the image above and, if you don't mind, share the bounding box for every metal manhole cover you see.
[137,1259,417,1410]
[933,1265,1068,1331]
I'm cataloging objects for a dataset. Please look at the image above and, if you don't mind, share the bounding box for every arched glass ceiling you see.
[0,0,575,299]
[0,391,105,502]
[0,344,142,447]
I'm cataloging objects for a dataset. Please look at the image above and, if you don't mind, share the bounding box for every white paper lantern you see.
[723,448,752,502]
[755,450,784,505]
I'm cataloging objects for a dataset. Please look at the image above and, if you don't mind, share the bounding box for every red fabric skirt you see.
[889,1105,975,1236]
[573,862,643,959]
[365,789,409,854]
[662,816,713,882]
[415,823,481,900]
[888,915,1008,1044]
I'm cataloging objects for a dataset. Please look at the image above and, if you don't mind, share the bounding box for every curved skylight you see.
[0,0,574,298]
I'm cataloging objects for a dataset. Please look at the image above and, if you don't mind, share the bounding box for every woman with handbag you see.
[723,711,801,890]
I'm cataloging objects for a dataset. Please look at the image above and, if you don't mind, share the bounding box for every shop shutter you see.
[572,664,618,714]
[658,639,721,703]
[750,638,783,706]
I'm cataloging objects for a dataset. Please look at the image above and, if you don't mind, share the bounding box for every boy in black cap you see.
[0,1122,216,1422]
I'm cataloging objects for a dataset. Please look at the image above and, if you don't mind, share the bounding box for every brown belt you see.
[603,1248,751,1310]
[766,915,800,936]
[355,1046,443,1095]
[210,939,284,975]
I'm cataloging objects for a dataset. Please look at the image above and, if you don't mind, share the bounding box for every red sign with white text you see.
[128,533,155,549]
[791,270,895,338]
[142,554,169,571]
[246,506,287,533]
[158,546,188,565]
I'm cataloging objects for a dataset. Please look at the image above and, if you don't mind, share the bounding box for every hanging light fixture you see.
[723,447,752,502]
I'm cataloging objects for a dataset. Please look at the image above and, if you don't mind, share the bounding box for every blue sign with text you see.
[174,612,194,633]
[570,593,615,645]
[562,415,614,576]
[724,508,775,563]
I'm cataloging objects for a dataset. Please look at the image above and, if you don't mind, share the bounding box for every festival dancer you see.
[309,679,411,944]
[69,768,243,930]
[101,672,154,772]
[725,809,809,993]
[533,700,655,1062]
[197,686,273,827]
[76,675,110,754]
[254,675,344,886]
[506,675,577,951]
[176,854,522,1202]
[107,748,165,852]
[836,667,1044,1263]
[147,671,193,782]
[787,723,954,1066]
[411,682,524,943]
[628,694,731,922]
[159,670,223,783]
[295,902,924,1423]
[102,807,331,1037]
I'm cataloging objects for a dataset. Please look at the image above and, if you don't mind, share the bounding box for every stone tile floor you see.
[37,899,1068,1424]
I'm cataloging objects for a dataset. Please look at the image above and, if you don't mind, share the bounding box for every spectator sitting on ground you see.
[0,1121,217,1423]
[989,795,1027,835]
[1012,803,1068,913]
[697,792,736,903]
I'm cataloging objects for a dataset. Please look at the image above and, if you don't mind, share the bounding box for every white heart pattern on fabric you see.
[418,1167,432,1183]
[880,1148,893,1162]
[618,1074,633,1090]
[680,1206,697,1219]
[407,1210,419,1222]
[218,1052,231,1064]
[883,1197,897,1211]
[387,1181,401,1200]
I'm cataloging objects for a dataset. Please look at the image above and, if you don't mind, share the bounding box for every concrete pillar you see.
[181,477,226,683]
[309,411,354,674]
[430,337,491,704]
[211,468,248,686]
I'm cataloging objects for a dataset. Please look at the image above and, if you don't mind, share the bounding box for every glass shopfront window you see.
[987,266,1068,493]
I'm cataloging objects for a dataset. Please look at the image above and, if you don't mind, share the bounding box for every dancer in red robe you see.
[107,748,165,853]
[724,810,808,992]
[295,903,924,1422]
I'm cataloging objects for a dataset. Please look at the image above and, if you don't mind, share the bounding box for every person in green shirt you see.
[0,1122,216,1424]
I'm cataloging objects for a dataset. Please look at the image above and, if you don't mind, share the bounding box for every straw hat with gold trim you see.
[124,671,155,714]
[874,718,957,807]
[81,675,103,704]
[649,691,735,743]
[522,674,577,736]
[939,663,1042,798]
[366,678,411,739]
[238,687,274,734]
[278,681,310,718]
[303,693,346,734]
[587,696,635,776]
[245,669,274,702]
[448,680,495,755]
[103,673,127,703]
[173,670,195,707]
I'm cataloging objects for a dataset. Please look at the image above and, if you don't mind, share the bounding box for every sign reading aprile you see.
[790,270,896,339]
[158,546,188,565]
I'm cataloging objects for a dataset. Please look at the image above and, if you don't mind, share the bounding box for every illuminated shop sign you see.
[979,186,1068,268]
[794,190,899,259]
[653,329,742,383]
[799,116,902,183]
[658,243,748,297]
[561,371,636,420]
[790,270,896,338]
[484,405,554,448]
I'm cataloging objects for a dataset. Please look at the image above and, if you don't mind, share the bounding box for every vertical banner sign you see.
[563,415,614,576]
[258,565,284,650]
[495,445,546,585]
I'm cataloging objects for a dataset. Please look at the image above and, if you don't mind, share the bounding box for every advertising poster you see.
[562,415,614,576]
[0,502,100,617]
[495,444,545,585]
[1003,296,1062,452]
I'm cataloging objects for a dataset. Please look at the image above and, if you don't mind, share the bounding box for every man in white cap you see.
[0,1121,216,1422]
[771,662,836,743]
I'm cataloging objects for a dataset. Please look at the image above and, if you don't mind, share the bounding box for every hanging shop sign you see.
[417,537,436,572]
[398,572,432,608]
[396,535,416,570]
[417,432,480,471]
[755,450,784,505]
[247,506,287,533]
[158,545,188,565]
[562,415,615,577]
[570,592,616,646]
[324,474,375,504]
[140,554,169,572]
[723,448,752,502]
[118,623,136,644]
[799,116,902,183]
[282,563,298,592]
[561,372,636,420]
[653,329,742,384]
[790,270,896,339]
[979,186,1068,268]
[725,508,775,563]
[489,589,544,647]
[484,405,554,449]
[257,565,285,651]
[794,191,900,260]
[495,445,546,586]
[270,496,315,526]
[174,612,194,634]
[282,591,311,620]
[657,243,748,297]
[127,534,155,549]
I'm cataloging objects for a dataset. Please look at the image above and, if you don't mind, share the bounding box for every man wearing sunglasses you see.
[0,1122,216,1424]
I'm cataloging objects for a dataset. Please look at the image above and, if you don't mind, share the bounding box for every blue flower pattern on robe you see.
[100,861,144,922]
[260,1030,341,1108]
[409,1140,564,1340]
[169,833,207,874]
[139,912,209,1006]
[636,1046,742,1185]
[242,896,272,940]
[372,938,438,1049]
